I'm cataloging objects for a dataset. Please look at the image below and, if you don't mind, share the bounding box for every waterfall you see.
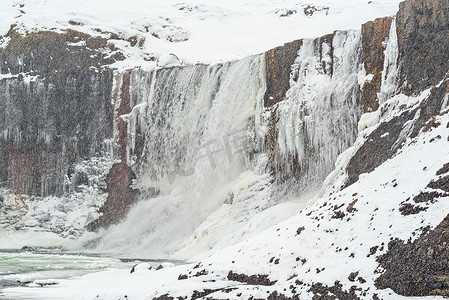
[1,27,370,258]
[85,55,267,256]
[85,30,366,257]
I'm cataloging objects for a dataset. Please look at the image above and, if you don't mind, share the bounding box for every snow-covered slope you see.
[1,0,402,66]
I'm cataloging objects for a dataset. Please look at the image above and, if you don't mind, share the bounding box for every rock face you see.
[0,29,118,197]
[360,17,394,112]
[264,39,302,107]
[88,71,138,230]
[396,0,449,95]
[345,73,449,188]
[344,0,449,188]
[0,29,122,233]
[263,29,362,191]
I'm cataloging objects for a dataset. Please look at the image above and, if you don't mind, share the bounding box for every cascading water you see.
[82,29,368,258]
[81,55,268,257]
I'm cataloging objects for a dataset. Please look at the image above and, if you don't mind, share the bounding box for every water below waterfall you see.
[0,249,179,299]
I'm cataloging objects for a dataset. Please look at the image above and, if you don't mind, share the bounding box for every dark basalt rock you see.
[267,291,300,300]
[399,203,428,215]
[436,163,449,176]
[227,270,276,286]
[396,0,449,95]
[308,281,361,300]
[427,175,449,193]
[0,68,114,196]
[413,191,447,204]
[0,29,117,197]
[376,214,449,296]
[409,78,449,138]
[152,294,174,300]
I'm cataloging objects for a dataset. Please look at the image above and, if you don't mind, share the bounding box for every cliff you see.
[0,0,448,298]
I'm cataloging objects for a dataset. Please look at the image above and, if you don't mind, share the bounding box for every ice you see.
[379,19,399,104]
[273,29,363,192]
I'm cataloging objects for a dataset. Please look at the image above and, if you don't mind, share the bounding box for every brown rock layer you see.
[360,17,394,112]
[264,39,302,107]
[89,70,138,230]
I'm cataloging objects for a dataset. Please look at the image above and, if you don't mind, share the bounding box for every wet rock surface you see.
[87,162,137,230]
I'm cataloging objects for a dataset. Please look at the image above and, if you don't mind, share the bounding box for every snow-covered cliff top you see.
[0,0,402,66]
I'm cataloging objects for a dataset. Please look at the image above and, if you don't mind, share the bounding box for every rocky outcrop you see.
[396,0,449,95]
[264,39,302,107]
[0,27,122,75]
[345,78,448,187]
[360,17,394,112]
[344,0,449,187]
[376,212,449,296]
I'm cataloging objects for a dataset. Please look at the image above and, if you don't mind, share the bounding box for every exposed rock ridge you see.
[344,0,449,187]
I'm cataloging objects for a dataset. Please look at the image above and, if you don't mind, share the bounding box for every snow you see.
[5,92,449,299]
[442,93,449,112]
[156,53,182,68]
[358,111,379,132]
[1,0,403,66]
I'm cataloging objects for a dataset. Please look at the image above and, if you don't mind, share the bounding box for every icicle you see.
[274,30,363,192]
[379,19,399,104]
